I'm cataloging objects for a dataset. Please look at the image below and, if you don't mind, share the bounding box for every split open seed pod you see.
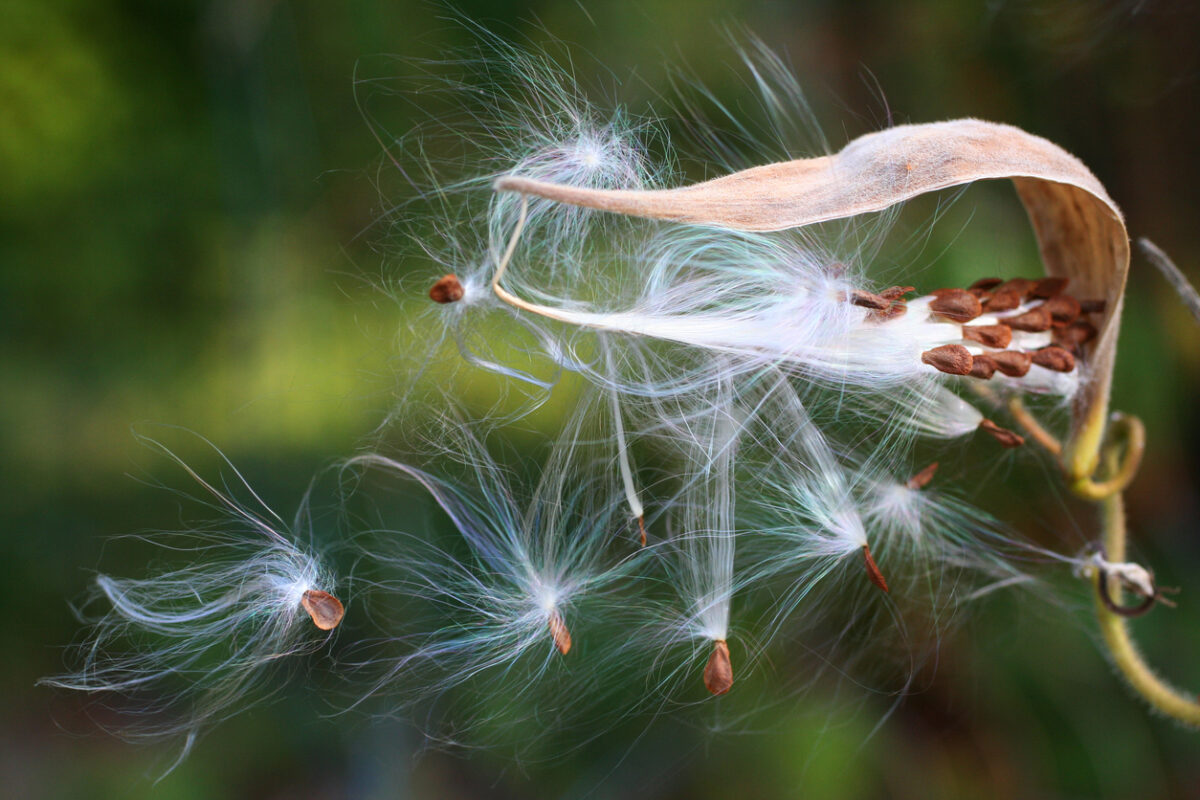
[495,119,1129,481]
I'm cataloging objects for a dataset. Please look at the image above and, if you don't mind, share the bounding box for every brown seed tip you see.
[879,285,916,300]
[921,344,973,376]
[862,545,890,593]
[968,354,997,380]
[1052,320,1098,351]
[1031,346,1076,372]
[979,419,1025,448]
[849,289,891,311]
[704,639,734,696]
[300,589,345,631]
[929,288,983,322]
[906,462,939,490]
[637,515,647,548]
[429,274,465,304]
[961,324,1013,349]
[548,610,572,655]
[969,277,1004,292]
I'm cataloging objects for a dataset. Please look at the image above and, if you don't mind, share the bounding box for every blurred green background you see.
[5,1,1200,797]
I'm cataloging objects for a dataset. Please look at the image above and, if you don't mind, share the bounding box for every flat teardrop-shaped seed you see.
[968,354,997,379]
[962,324,1013,349]
[704,640,733,696]
[429,274,465,304]
[983,290,1022,312]
[992,350,1033,377]
[979,419,1025,448]
[1042,295,1082,326]
[1032,346,1076,372]
[906,462,939,490]
[969,277,1004,292]
[1003,306,1053,332]
[548,610,572,655]
[929,289,983,322]
[862,545,890,593]
[921,344,973,375]
[1053,320,1098,350]
[1030,277,1069,298]
[301,589,345,631]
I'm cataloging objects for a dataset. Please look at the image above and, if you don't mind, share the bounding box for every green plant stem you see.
[1094,486,1200,725]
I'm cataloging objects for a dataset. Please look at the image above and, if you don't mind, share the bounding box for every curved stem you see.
[1007,396,1062,455]
[1071,414,1145,501]
[1094,488,1200,725]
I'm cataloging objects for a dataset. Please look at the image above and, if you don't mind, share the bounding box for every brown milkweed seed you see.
[991,350,1034,377]
[969,354,997,379]
[1052,320,1098,350]
[1002,306,1053,332]
[1042,295,1082,326]
[637,515,647,548]
[429,274,465,304]
[929,289,983,322]
[548,610,572,655]
[863,545,890,593]
[1032,346,1076,372]
[906,462,939,490]
[849,289,891,310]
[997,278,1035,297]
[979,419,1025,448]
[969,277,1004,292]
[704,639,734,696]
[962,324,1013,349]
[301,589,345,631]
[983,290,1022,312]
[921,344,973,375]
[869,298,908,322]
[1030,277,1069,298]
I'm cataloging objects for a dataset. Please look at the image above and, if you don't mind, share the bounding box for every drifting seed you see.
[991,350,1033,377]
[921,344,973,376]
[1031,346,1076,372]
[1002,306,1053,332]
[1052,320,1098,350]
[1041,295,1082,326]
[1030,277,1069,299]
[929,289,983,322]
[300,589,345,631]
[1079,298,1107,314]
[862,545,890,593]
[704,639,734,696]
[961,324,1013,349]
[429,274,465,304]
[906,462,939,490]
[983,290,1022,312]
[979,419,1025,448]
[548,609,572,655]
[968,354,997,379]
[638,515,647,548]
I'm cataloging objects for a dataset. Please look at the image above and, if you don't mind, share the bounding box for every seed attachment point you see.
[301,589,345,631]
[704,639,734,696]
